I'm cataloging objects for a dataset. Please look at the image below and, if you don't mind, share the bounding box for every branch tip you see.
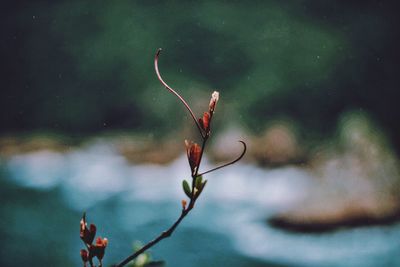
[154,49,204,137]
[156,48,162,58]
[198,140,247,176]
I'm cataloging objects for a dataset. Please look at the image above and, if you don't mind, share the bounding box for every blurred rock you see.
[0,133,184,165]
[210,122,306,166]
[269,112,400,232]
[252,122,305,166]
[0,135,72,158]
[115,135,182,165]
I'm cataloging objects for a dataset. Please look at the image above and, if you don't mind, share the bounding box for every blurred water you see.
[1,142,400,267]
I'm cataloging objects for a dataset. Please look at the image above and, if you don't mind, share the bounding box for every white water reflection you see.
[5,142,400,267]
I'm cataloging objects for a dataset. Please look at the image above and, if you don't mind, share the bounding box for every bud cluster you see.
[80,213,108,267]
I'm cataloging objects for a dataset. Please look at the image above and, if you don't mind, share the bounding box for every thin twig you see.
[154,48,204,137]
[115,208,191,267]
[188,135,208,208]
[197,141,247,177]
[116,133,212,267]
[114,49,246,267]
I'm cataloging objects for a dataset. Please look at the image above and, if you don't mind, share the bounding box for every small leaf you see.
[201,180,207,191]
[199,180,207,192]
[193,179,207,200]
[195,175,203,190]
[182,180,191,198]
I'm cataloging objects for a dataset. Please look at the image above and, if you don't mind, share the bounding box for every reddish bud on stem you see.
[199,112,211,134]
[181,199,187,210]
[91,237,108,260]
[185,140,202,175]
[80,249,89,262]
[80,214,96,245]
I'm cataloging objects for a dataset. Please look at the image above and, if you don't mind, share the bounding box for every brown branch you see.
[114,208,191,267]
[115,132,212,267]
[197,141,247,177]
[114,49,246,267]
[154,48,204,137]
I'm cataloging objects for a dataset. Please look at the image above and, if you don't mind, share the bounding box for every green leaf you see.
[194,179,208,200]
[200,179,207,191]
[182,180,191,198]
[195,175,203,190]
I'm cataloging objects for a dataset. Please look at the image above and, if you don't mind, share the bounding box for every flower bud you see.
[181,199,187,210]
[80,214,96,245]
[198,112,210,133]
[185,140,202,175]
[209,91,219,113]
[80,249,89,262]
[92,237,108,260]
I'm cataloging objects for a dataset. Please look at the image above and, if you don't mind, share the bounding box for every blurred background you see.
[1,1,400,266]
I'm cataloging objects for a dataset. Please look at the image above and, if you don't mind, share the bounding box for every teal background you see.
[1,1,400,267]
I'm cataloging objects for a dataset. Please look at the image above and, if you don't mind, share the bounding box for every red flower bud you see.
[181,199,187,210]
[80,249,89,262]
[185,140,202,175]
[198,112,211,133]
[90,237,108,260]
[80,214,96,245]
[97,237,108,247]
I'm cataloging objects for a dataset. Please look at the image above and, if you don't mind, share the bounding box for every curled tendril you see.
[154,48,204,137]
[197,140,247,176]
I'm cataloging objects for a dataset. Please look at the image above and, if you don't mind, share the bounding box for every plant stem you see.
[114,49,246,267]
[198,141,247,176]
[154,48,204,137]
[114,206,192,267]
[115,135,209,267]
